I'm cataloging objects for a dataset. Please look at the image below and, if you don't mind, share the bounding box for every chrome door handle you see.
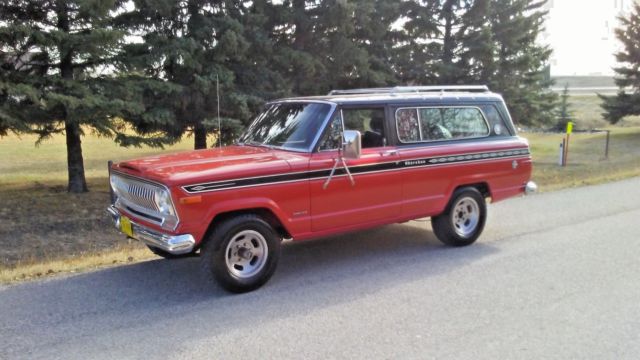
[381,150,398,157]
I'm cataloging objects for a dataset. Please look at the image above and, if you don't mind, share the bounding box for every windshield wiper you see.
[245,140,276,149]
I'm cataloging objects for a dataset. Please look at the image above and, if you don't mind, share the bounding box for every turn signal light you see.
[179,196,202,205]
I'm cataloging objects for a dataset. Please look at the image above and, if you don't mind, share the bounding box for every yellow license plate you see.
[120,216,134,237]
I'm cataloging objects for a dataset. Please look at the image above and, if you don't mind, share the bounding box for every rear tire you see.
[432,187,486,247]
[200,214,281,293]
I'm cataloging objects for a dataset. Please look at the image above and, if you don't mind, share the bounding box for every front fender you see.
[206,197,285,219]
[202,196,293,235]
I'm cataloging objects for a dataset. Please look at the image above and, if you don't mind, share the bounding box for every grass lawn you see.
[524,127,640,192]
[1,96,639,283]
[0,132,196,187]
[0,134,200,282]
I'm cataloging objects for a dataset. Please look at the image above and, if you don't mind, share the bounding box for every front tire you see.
[432,187,486,247]
[200,215,281,293]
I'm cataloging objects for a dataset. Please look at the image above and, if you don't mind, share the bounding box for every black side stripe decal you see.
[182,149,530,193]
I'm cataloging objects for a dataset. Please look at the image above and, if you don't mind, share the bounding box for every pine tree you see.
[457,0,495,84]
[482,0,557,127]
[436,0,471,83]
[395,0,556,126]
[278,0,326,95]
[274,0,403,95]
[394,0,441,84]
[556,83,572,130]
[115,0,255,149]
[351,0,404,87]
[600,2,640,124]
[0,0,135,193]
[396,0,489,85]
[229,0,292,127]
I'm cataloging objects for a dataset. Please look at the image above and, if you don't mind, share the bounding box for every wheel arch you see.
[201,207,291,249]
[446,181,491,204]
[454,182,491,199]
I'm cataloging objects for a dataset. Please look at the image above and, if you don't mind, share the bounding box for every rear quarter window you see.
[396,106,490,143]
[479,104,511,137]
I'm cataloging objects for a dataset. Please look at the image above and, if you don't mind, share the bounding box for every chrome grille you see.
[126,182,158,211]
[110,172,179,230]
[110,174,159,212]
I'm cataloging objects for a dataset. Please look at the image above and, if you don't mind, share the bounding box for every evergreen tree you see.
[275,0,402,95]
[116,0,256,149]
[322,0,370,90]
[0,0,137,193]
[436,0,472,83]
[556,83,572,130]
[277,0,326,95]
[600,2,640,124]
[395,0,556,126]
[230,0,292,124]
[335,0,403,88]
[456,0,495,84]
[422,0,556,126]
[394,0,441,84]
[480,0,557,127]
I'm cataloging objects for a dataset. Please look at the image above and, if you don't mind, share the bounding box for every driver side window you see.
[318,108,387,151]
[318,113,344,151]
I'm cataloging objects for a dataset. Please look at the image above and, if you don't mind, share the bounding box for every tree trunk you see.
[194,123,207,149]
[57,0,88,193]
[187,0,207,150]
[292,0,311,94]
[65,120,88,193]
[441,0,456,83]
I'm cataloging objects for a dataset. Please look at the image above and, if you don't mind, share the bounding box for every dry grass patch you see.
[0,180,120,267]
[0,244,154,284]
[523,126,640,192]
[0,132,194,283]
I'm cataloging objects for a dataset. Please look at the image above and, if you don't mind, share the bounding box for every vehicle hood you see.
[112,145,304,187]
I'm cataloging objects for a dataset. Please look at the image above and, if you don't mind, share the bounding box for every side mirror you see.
[323,130,360,190]
[342,130,362,159]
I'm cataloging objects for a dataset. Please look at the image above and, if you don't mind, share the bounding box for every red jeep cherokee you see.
[107,86,536,292]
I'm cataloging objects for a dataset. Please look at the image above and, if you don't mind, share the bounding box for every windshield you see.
[239,102,332,151]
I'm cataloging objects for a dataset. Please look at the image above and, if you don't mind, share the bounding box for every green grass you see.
[565,95,610,129]
[524,127,640,191]
[551,94,640,130]
[0,132,199,187]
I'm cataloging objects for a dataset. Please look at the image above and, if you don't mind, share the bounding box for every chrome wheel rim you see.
[452,197,480,238]
[225,230,268,279]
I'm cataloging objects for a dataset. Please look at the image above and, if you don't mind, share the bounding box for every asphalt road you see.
[2,178,640,359]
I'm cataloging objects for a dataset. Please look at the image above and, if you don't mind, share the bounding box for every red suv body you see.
[107,86,536,292]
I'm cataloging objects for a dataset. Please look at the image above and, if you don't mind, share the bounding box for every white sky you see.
[543,0,635,76]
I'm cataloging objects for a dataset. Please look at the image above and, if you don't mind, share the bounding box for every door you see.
[394,105,494,217]
[309,107,402,232]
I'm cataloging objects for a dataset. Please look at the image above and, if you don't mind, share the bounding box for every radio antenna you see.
[216,74,221,148]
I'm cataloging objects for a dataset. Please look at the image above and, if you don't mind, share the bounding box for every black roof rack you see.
[328,85,490,96]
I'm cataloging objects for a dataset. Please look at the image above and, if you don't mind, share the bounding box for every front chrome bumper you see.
[106,205,195,255]
[524,181,538,195]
